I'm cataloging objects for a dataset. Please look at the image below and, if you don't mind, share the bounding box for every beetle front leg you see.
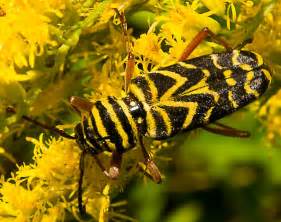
[93,151,123,179]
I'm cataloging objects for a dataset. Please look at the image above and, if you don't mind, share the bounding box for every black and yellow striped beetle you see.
[7,10,272,216]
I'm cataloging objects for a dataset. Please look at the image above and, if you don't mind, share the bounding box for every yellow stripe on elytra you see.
[232,49,240,66]
[244,71,260,97]
[223,70,237,86]
[190,86,220,103]
[239,64,253,71]
[130,83,146,102]
[145,75,158,102]
[155,100,198,129]
[154,107,172,136]
[202,69,210,77]
[146,108,156,137]
[203,107,214,123]
[155,70,188,100]
[226,78,236,86]
[223,69,232,78]
[211,54,223,69]
[183,102,198,128]
[178,62,197,69]
[180,74,220,103]
[262,68,272,82]
[232,50,258,71]
[102,99,129,149]
[252,51,264,67]
[116,100,138,140]
[228,91,239,108]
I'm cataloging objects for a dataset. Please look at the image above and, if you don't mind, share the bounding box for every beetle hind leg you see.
[203,122,250,138]
[179,27,232,62]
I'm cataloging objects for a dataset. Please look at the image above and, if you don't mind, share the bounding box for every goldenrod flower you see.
[157,2,221,61]
[247,0,281,144]
[259,90,281,144]
[0,1,54,68]
[133,31,168,71]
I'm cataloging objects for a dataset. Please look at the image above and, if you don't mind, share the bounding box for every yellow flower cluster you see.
[0,135,117,221]
[246,0,281,145]
[0,1,54,69]
[259,90,281,145]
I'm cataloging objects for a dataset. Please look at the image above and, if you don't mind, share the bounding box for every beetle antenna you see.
[6,106,76,140]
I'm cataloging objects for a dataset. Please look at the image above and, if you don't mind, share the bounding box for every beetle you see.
[6,10,271,216]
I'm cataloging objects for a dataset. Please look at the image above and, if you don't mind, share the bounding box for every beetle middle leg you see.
[137,135,162,184]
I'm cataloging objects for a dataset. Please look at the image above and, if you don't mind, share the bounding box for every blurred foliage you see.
[128,113,281,222]
[0,0,281,221]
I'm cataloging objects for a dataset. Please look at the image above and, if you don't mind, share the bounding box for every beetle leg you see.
[203,122,250,138]
[138,135,162,184]
[113,8,134,93]
[70,96,94,113]
[179,27,232,61]
[93,151,122,179]
[108,151,122,179]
